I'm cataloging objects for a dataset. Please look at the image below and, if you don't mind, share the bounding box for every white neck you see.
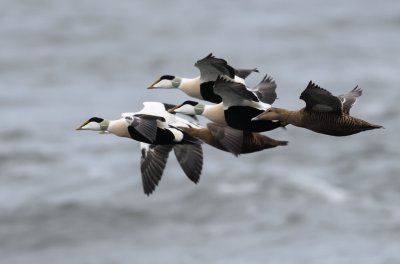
[108,118,130,138]
[180,77,202,99]
[203,103,227,125]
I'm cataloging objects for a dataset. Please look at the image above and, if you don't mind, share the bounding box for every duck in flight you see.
[169,76,283,132]
[148,53,276,104]
[252,81,383,136]
[76,102,203,195]
[179,122,288,156]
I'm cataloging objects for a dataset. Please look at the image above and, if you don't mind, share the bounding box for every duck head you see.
[76,117,110,133]
[148,75,182,89]
[252,107,285,122]
[168,101,205,115]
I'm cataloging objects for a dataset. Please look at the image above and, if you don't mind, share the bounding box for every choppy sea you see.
[1,0,399,263]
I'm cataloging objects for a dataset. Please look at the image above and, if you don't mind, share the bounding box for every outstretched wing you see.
[252,74,277,104]
[337,86,362,114]
[140,143,173,195]
[213,76,259,106]
[173,144,203,184]
[194,53,235,82]
[127,116,158,143]
[300,81,343,113]
[207,123,243,156]
[234,67,258,79]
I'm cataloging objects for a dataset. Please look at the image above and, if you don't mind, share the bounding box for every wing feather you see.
[252,74,277,104]
[194,53,235,82]
[207,123,243,156]
[213,76,259,106]
[300,81,343,113]
[173,144,203,184]
[234,67,258,79]
[129,117,158,143]
[337,86,362,114]
[140,143,173,195]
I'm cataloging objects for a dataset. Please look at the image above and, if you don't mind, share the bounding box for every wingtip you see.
[264,74,274,81]
[307,80,315,87]
[143,188,154,196]
[202,53,214,60]
[353,85,363,95]
[215,74,234,83]
[259,74,276,85]
[215,75,226,83]
[279,140,289,146]
[192,178,200,184]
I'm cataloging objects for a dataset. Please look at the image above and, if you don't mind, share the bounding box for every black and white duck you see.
[76,102,203,195]
[148,53,275,104]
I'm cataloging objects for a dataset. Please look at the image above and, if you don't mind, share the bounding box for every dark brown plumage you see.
[253,81,383,136]
[180,123,288,156]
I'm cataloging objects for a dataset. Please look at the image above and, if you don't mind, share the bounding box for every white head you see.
[148,75,182,89]
[76,117,110,133]
[168,101,205,115]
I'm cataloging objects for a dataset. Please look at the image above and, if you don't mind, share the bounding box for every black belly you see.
[128,127,176,144]
[128,127,200,144]
[224,106,281,132]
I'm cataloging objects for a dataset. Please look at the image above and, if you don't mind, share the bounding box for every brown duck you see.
[253,81,383,136]
[180,122,288,156]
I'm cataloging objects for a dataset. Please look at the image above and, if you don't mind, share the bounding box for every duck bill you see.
[147,79,160,89]
[75,120,90,130]
[167,104,182,113]
[251,113,264,121]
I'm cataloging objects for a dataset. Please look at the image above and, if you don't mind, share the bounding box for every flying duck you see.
[169,76,283,132]
[76,102,203,195]
[148,53,276,104]
[179,122,288,156]
[252,81,383,136]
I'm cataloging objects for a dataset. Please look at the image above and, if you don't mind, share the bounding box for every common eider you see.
[252,81,383,136]
[180,122,288,156]
[169,76,283,132]
[76,102,203,195]
[147,53,278,104]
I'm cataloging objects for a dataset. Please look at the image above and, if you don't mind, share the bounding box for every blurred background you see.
[1,0,399,263]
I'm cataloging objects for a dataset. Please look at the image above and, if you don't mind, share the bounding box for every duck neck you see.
[180,77,201,98]
[107,118,130,138]
[194,103,205,115]
[203,103,227,125]
[281,109,302,127]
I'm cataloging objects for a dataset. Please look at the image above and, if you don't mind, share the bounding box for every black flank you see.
[200,81,222,103]
[225,106,282,132]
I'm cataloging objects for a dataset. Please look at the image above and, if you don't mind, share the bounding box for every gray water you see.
[1,0,400,263]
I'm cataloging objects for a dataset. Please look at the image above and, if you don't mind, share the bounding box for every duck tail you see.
[273,139,289,146]
[365,124,384,131]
